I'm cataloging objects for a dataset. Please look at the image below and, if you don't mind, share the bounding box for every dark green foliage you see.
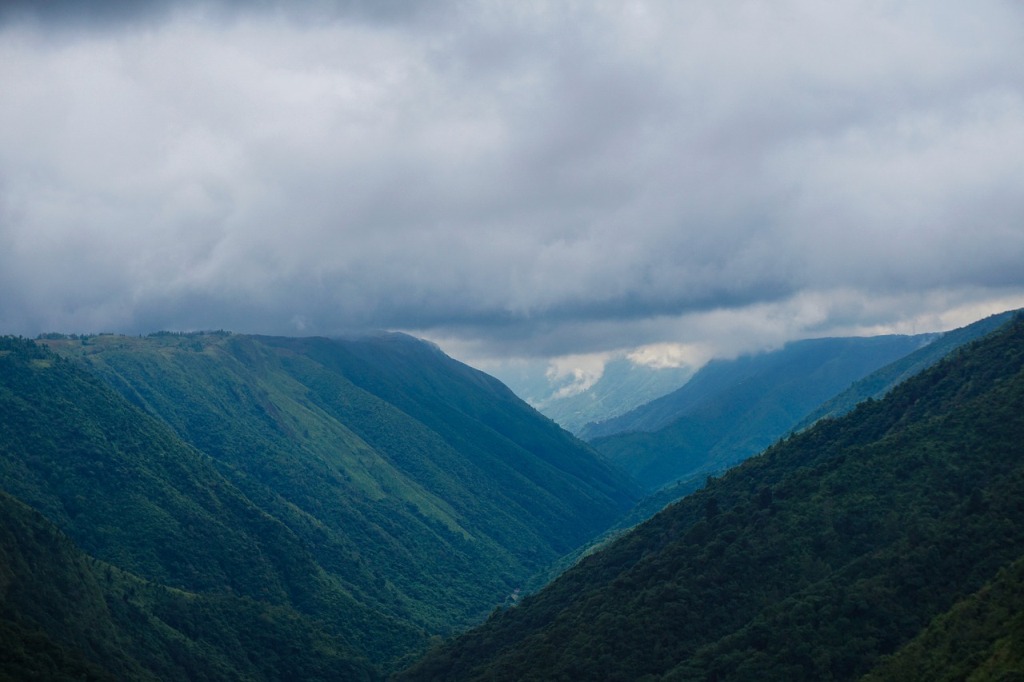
[862,555,1024,681]
[586,334,935,491]
[0,490,376,681]
[399,314,1024,681]
[48,332,636,627]
[0,337,312,601]
[1,331,637,676]
[0,336,417,675]
[0,619,117,682]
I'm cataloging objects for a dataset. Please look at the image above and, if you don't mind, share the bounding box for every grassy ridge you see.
[2,331,637,676]
[50,333,637,628]
[0,335,420,675]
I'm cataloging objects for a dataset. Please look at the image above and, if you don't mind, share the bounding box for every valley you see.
[1,309,1022,680]
[4,3,1020,679]
[401,312,1024,681]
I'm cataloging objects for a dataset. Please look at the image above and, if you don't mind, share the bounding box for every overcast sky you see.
[2,0,1023,375]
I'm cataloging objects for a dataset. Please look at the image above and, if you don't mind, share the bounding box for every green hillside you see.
[0,489,377,681]
[399,314,1024,681]
[1,332,638,677]
[587,334,933,491]
[0,334,423,674]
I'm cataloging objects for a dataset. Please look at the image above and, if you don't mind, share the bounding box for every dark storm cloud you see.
[0,0,169,27]
[0,0,436,28]
[1,0,1022,365]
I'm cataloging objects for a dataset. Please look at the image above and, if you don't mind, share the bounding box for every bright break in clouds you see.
[1,0,1023,371]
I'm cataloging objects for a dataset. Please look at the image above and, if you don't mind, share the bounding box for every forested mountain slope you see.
[605,312,1024,528]
[796,309,1020,430]
[1,332,638,677]
[399,314,1024,681]
[0,490,376,681]
[862,555,1024,681]
[0,335,426,676]
[585,334,933,490]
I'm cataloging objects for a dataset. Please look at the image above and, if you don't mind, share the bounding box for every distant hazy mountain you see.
[494,356,696,435]
[1,332,638,678]
[795,309,1021,430]
[400,313,1024,681]
[585,334,935,491]
[533,357,696,434]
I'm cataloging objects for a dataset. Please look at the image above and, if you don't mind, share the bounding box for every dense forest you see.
[0,489,377,681]
[3,313,1023,680]
[0,332,637,679]
[399,314,1024,680]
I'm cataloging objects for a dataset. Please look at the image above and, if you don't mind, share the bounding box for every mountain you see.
[1,331,638,677]
[584,334,935,490]
[399,313,1024,681]
[0,490,376,681]
[0,334,426,675]
[582,334,936,440]
[510,358,696,435]
[795,309,1021,430]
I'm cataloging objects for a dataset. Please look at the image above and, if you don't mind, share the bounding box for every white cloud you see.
[627,343,714,370]
[0,0,1022,363]
[543,352,612,401]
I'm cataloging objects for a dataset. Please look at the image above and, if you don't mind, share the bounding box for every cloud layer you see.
[1,0,1022,365]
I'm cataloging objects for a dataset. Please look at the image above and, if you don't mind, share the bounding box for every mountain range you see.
[584,333,936,491]
[500,357,697,435]
[400,312,1024,681]
[579,311,1019,496]
[3,310,1023,680]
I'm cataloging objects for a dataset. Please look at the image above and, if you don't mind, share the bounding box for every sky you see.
[2,0,1023,384]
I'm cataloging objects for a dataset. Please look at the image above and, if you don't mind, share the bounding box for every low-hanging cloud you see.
[1,0,1022,365]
